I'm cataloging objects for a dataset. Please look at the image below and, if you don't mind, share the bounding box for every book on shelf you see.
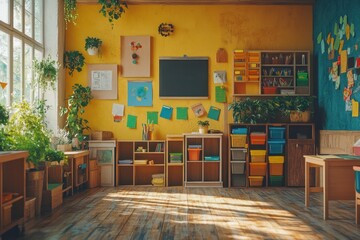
[188,144,202,149]
[118,159,133,164]
[155,143,164,152]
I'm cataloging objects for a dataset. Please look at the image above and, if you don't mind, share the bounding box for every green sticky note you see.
[176,107,188,120]
[340,16,343,24]
[317,32,322,44]
[344,15,347,26]
[351,23,355,37]
[334,35,340,50]
[215,86,226,103]
[208,106,220,121]
[127,115,137,129]
[147,111,158,124]
[334,23,339,35]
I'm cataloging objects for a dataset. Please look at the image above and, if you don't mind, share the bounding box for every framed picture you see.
[88,64,118,99]
[128,81,153,106]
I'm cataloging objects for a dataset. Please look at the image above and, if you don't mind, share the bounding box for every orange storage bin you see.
[250,132,266,145]
[250,150,266,163]
[269,156,284,176]
[188,148,201,161]
[249,162,267,176]
[249,176,264,187]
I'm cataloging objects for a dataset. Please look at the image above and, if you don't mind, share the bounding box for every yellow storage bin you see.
[268,156,284,163]
[249,176,264,187]
[231,134,247,148]
[250,150,266,162]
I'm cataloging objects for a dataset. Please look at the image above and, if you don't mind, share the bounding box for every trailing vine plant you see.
[64,51,85,76]
[64,0,78,28]
[98,0,128,28]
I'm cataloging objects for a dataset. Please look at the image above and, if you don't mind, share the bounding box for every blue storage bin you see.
[232,128,248,135]
[356,170,360,193]
[269,127,286,139]
[268,140,286,154]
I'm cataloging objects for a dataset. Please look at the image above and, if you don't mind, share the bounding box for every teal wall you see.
[314,0,360,129]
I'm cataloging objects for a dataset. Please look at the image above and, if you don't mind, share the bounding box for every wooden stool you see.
[353,166,360,224]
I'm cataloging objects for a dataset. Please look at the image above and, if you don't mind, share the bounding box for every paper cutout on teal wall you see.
[317,32,322,44]
[160,105,173,120]
[176,107,188,120]
[208,106,220,121]
[147,111,158,124]
[127,115,137,129]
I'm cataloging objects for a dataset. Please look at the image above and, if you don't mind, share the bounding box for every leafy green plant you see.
[5,101,51,167]
[51,129,71,147]
[33,55,59,92]
[98,0,128,28]
[64,0,78,28]
[64,51,85,76]
[0,104,9,151]
[60,84,93,144]
[228,98,276,124]
[45,148,65,162]
[277,96,315,115]
[197,120,210,127]
[0,104,9,125]
[85,37,102,51]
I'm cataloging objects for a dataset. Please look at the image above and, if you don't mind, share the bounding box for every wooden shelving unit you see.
[116,140,165,186]
[64,151,90,192]
[166,135,184,187]
[0,151,27,236]
[233,50,310,96]
[184,134,223,187]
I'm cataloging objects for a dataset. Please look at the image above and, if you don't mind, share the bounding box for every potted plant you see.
[98,0,128,28]
[0,104,9,151]
[33,55,59,93]
[64,0,78,28]
[44,148,67,166]
[85,37,102,56]
[64,50,85,76]
[197,120,209,134]
[51,129,72,152]
[60,84,93,149]
[282,96,315,122]
[228,97,276,124]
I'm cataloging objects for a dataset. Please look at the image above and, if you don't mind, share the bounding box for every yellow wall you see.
[65,4,313,140]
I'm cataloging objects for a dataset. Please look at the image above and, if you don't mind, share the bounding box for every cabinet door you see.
[100,165,114,186]
[287,141,315,186]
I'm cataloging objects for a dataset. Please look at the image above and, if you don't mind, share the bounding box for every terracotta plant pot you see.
[290,110,311,122]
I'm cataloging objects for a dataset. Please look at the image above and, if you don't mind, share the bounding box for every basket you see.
[250,132,266,145]
[269,175,284,186]
[269,156,284,176]
[231,161,245,174]
[250,150,266,163]
[249,176,264,187]
[268,127,286,140]
[231,149,246,161]
[231,134,247,148]
[249,162,267,176]
[268,140,286,154]
[91,131,113,140]
[188,148,201,161]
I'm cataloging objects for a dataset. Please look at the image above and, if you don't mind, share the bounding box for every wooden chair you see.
[353,166,360,224]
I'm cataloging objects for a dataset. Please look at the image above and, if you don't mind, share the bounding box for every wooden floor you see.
[5,186,360,239]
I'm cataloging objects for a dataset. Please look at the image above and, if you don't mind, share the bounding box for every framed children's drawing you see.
[88,64,118,99]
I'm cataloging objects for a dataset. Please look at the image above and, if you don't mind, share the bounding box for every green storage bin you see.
[269,175,284,186]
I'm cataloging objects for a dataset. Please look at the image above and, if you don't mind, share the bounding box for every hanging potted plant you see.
[64,50,85,76]
[33,55,59,94]
[197,120,209,134]
[64,0,78,28]
[85,37,102,56]
[98,0,128,28]
[60,84,93,149]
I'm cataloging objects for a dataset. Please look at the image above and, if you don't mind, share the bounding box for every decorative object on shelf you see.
[33,55,59,92]
[128,81,153,106]
[64,51,85,76]
[60,84,93,147]
[197,120,209,134]
[142,122,154,140]
[98,0,128,28]
[216,48,228,63]
[121,36,151,77]
[191,103,206,117]
[88,64,118,99]
[85,37,102,56]
[158,23,174,37]
[64,0,78,28]
[213,71,226,84]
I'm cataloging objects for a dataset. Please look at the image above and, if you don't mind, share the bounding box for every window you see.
[0,0,44,106]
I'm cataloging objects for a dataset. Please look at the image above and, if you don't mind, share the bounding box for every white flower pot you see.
[199,126,208,134]
[87,47,98,56]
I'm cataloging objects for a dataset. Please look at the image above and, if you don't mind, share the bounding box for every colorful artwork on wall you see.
[128,81,153,106]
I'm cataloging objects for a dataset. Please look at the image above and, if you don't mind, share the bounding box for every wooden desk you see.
[305,155,360,220]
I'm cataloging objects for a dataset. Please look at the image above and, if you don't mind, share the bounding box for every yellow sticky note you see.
[327,33,331,45]
[346,24,350,40]
[352,99,359,117]
[339,40,344,54]
[341,50,348,73]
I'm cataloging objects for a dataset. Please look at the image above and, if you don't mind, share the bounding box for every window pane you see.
[34,0,42,43]
[0,0,9,24]
[13,0,23,32]
[13,37,22,102]
[24,43,32,102]
[34,48,42,100]
[0,31,10,105]
[25,0,32,37]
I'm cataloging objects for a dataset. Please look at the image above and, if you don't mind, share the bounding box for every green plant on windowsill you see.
[85,37,102,55]
[64,50,85,76]
[33,55,59,92]
[60,84,93,149]
[0,104,9,151]
[98,0,128,28]
[64,0,78,28]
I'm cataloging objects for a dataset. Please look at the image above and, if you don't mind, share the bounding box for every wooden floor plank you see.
[4,187,360,240]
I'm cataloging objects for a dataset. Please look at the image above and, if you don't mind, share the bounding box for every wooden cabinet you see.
[88,159,101,188]
[287,124,315,186]
[116,140,165,186]
[166,135,184,187]
[184,134,223,187]
[88,140,116,187]
[233,50,310,96]
[64,151,89,192]
[0,151,27,235]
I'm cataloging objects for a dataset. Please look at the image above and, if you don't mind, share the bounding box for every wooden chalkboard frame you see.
[159,57,209,99]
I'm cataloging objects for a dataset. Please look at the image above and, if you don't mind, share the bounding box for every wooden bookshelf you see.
[166,135,184,186]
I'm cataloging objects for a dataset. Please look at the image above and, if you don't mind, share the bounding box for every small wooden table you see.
[304,155,360,220]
